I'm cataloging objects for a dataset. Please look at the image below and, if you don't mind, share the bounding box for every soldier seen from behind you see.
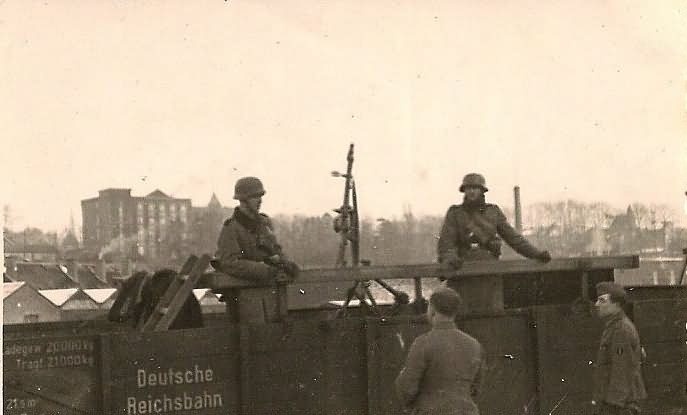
[212,176,299,322]
[592,282,646,415]
[395,287,487,415]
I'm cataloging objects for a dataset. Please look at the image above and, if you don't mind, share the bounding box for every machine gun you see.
[331,144,418,317]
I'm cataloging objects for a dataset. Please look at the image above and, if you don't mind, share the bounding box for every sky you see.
[2,1,686,233]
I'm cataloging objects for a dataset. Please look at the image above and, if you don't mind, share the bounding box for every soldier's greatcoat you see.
[395,321,487,415]
[215,207,282,282]
[593,311,647,412]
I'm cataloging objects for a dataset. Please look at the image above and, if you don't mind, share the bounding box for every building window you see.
[170,204,177,221]
[180,205,187,224]
[24,314,39,323]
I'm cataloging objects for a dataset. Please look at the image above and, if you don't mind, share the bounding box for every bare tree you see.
[3,204,11,230]
[630,203,651,228]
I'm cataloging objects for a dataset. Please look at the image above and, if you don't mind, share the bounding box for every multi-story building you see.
[81,188,192,260]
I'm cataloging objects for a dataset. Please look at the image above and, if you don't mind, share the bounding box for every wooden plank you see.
[534,305,602,353]
[4,334,102,415]
[240,320,329,415]
[99,333,112,415]
[626,285,687,301]
[3,319,119,340]
[642,341,687,365]
[108,327,240,415]
[108,328,238,375]
[207,255,639,288]
[321,319,368,414]
[140,255,198,331]
[147,255,211,332]
[642,362,687,392]
[536,306,599,415]
[633,299,687,342]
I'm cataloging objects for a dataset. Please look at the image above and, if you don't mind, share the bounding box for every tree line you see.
[3,201,684,270]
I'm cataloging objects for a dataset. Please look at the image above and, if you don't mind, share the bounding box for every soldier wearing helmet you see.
[438,173,551,271]
[213,176,299,286]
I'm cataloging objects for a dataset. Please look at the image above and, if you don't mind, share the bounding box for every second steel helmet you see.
[459,173,488,192]
[233,177,266,200]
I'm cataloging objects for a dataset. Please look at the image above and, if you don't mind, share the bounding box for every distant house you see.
[58,289,108,321]
[4,259,79,290]
[5,243,59,262]
[38,288,79,308]
[81,188,192,260]
[607,206,674,255]
[4,282,61,324]
[62,259,111,289]
[84,288,117,310]
[37,288,108,321]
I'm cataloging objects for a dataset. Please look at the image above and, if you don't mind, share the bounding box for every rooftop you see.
[83,288,117,304]
[3,281,26,300]
[38,288,79,307]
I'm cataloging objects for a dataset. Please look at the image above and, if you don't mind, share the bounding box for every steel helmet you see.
[233,177,266,200]
[459,173,488,192]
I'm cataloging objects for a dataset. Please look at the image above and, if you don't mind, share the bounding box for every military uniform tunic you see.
[215,207,283,282]
[593,311,647,413]
[395,321,487,415]
[214,207,286,323]
[438,203,543,263]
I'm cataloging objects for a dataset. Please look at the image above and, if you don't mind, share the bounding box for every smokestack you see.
[514,186,523,233]
[96,260,107,282]
[119,258,133,278]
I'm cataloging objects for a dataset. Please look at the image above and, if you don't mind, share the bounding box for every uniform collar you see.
[601,310,625,328]
[432,320,457,330]
[232,207,260,233]
[462,195,487,211]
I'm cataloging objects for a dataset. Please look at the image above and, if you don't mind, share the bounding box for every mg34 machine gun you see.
[331,143,421,317]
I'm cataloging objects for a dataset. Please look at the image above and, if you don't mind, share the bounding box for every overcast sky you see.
[2,1,686,233]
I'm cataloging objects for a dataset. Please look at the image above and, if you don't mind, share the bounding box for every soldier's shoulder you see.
[458,329,482,348]
[484,203,505,216]
[606,316,637,342]
[617,317,639,336]
[448,204,463,212]
[259,213,274,228]
[413,331,431,345]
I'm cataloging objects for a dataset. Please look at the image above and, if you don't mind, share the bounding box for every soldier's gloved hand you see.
[280,260,300,279]
[486,239,502,257]
[275,271,293,283]
[536,250,552,263]
[441,256,464,271]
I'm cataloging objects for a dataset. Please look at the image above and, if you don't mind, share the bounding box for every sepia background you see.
[2,1,686,269]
